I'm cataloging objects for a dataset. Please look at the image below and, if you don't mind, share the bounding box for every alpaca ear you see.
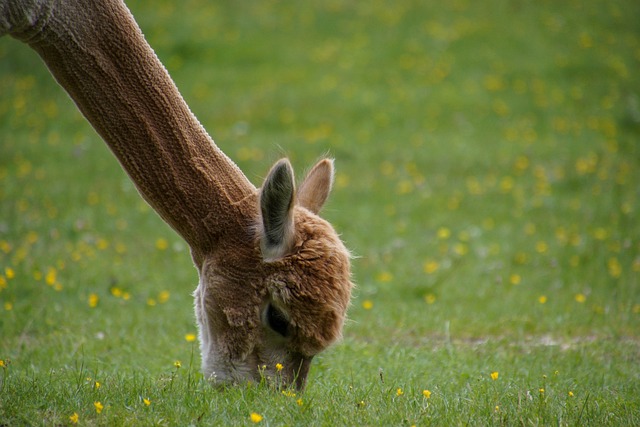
[260,158,296,261]
[297,158,334,214]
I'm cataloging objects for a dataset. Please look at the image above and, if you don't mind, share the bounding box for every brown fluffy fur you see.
[2,0,353,390]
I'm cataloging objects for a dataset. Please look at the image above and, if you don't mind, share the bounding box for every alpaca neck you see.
[3,0,256,257]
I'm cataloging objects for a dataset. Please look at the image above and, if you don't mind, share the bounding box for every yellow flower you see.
[437,227,451,239]
[143,398,151,406]
[362,300,374,310]
[0,360,4,368]
[396,388,404,396]
[539,388,545,394]
[424,293,436,304]
[423,260,439,274]
[607,257,622,278]
[185,333,197,342]
[158,290,170,303]
[275,363,283,372]
[490,371,499,380]
[575,293,587,303]
[250,412,263,423]
[4,267,15,279]
[69,413,79,424]
[453,243,468,256]
[535,241,548,254]
[94,401,104,414]
[509,274,521,285]
[96,238,109,250]
[422,389,431,399]
[94,381,101,389]
[88,293,99,308]
[538,295,548,304]
[568,391,574,397]
[45,267,57,286]
[296,398,303,406]
[155,238,169,250]
[281,390,296,397]
[375,271,393,283]
[174,361,181,369]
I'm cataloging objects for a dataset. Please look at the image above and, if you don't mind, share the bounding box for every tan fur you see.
[1,0,352,390]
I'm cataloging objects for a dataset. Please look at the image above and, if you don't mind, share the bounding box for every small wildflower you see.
[376,271,393,282]
[423,260,439,274]
[575,293,587,303]
[5,267,15,279]
[423,389,432,399]
[538,295,548,304]
[362,300,374,310]
[158,290,170,303]
[94,381,101,389]
[491,371,499,380]
[250,412,263,423]
[3,302,12,311]
[0,360,5,368]
[88,293,99,308]
[453,243,468,256]
[539,388,545,394]
[275,363,283,372]
[45,267,56,286]
[155,238,169,250]
[94,401,104,414]
[282,390,296,397]
[96,238,109,250]
[437,227,451,239]
[143,398,151,406]
[174,361,181,369]
[185,333,197,342]
[296,398,303,406]
[396,388,404,396]
[568,391,574,397]
[69,413,79,424]
[424,293,436,304]
[535,241,548,254]
[494,405,500,412]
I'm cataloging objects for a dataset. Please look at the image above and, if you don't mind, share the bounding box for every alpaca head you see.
[195,158,352,390]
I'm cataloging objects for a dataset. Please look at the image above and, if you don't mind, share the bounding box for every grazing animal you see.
[0,0,352,390]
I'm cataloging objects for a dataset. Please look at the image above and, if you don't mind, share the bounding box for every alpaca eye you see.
[266,304,290,337]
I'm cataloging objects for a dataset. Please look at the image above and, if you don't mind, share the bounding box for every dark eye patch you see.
[266,303,290,337]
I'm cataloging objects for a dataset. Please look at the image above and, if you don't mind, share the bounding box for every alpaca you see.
[1,0,352,390]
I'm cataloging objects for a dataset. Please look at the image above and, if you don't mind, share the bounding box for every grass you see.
[1,0,639,424]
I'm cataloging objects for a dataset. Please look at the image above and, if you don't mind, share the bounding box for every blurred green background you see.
[1,0,639,424]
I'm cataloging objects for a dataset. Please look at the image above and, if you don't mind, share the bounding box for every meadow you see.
[1,0,639,425]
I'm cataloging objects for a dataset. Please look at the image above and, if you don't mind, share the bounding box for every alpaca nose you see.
[291,354,314,391]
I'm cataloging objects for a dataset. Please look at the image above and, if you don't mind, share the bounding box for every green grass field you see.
[1,0,639,425]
